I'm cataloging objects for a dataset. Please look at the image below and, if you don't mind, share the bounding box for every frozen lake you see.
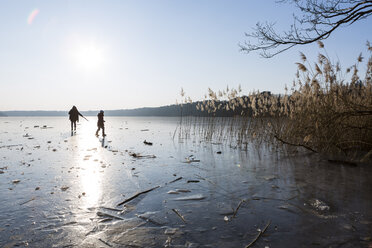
[0,117,371,247]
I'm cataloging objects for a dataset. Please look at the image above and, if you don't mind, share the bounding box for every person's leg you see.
[71,121,73,131]
[73,121,77,131]
[102,126,106,136]
[96,127,100,136]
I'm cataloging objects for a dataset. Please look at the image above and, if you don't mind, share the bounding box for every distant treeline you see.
[0,104,217,117]
[0,94,271,117]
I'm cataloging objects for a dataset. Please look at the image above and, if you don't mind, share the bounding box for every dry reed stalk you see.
[176,43,372,160]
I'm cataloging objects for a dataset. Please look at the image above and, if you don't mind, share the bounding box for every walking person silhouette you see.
[95,110,106,137]
[68,106,87,132]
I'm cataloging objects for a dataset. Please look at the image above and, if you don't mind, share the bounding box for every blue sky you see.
[0,0,371,110]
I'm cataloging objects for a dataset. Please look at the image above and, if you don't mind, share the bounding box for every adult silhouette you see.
[68,106,86,131]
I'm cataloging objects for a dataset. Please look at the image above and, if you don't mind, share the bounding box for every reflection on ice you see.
[74,122,103,208]
[79,163,101,207]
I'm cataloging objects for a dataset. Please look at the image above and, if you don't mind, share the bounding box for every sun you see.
[74,43,105,70]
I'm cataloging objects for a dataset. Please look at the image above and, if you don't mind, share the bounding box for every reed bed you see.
[178,42,372,161]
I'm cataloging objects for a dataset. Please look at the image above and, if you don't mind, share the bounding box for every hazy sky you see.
[0,0,371,111]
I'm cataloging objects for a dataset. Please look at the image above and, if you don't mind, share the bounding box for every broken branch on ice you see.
[117,186,160,206]
[245,220,271,248]
[167,177,183,184]
[172,208,187,223]
[233,199,245,218]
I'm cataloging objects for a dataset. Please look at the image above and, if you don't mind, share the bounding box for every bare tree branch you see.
[240,0,372,58]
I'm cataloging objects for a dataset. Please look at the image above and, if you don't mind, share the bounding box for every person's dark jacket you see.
[97,112,104,127]
[69,107,83,122]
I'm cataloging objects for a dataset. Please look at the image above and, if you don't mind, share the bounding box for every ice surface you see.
[0,116,371,247]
